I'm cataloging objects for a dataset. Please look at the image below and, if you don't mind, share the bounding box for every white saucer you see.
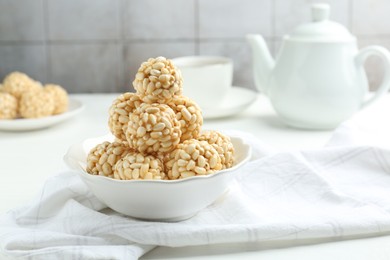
[202,87,257,119]
[0,98,85,131]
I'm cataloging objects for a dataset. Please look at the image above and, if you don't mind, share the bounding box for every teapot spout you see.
[246,34,274,94]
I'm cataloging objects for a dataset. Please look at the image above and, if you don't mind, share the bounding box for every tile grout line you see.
[1,34,390,47]
[43,0,50,83]
[195,0,200,55]
[271,0,276,55]
[119,0,126,92]
[0,41,46,45]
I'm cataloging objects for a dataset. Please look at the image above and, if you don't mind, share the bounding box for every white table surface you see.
[1,93,390,259]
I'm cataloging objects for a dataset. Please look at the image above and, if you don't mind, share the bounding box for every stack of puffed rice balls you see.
[0,72,68,119]
[86,56,235,180]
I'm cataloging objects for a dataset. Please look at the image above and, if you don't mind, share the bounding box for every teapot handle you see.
[355,46,390,108]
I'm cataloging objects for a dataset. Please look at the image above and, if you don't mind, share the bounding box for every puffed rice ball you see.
[167,96,203,142]
[2,72,42,99]
[19,90,55,118]
[198,131,235,169]
[87,141,131,178]
[126,103,182,154]
[165,139,223,180]
[0,92,18,119]
[114,153,166,180]
[108,92,142,142]
[44,84,68,114]
[133,57,183,103]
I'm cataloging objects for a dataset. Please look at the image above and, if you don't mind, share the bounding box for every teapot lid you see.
[289,3,355,41]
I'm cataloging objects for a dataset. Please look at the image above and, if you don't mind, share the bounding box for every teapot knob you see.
[311,3,330,22]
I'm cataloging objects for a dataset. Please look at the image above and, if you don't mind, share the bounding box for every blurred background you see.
[0,0,388,93]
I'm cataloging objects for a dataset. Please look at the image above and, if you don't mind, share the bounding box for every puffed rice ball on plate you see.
[108,92,142,142]
[2,71,42,99]
[167,95,203,142]
[44,84,69,114]
[19,89,55,118]
[126,103,182,154]
[133,57,183,103]
[198,130,235,169]
[87,141,131,178]
[0,92,18,119]
[114,152,166,180]
[165,139,223,180]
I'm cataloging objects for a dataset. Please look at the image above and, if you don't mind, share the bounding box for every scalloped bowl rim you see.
[64,134,251,185]
[63,133,252,221]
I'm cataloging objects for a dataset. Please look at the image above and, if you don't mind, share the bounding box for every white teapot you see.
[247,3,390,129]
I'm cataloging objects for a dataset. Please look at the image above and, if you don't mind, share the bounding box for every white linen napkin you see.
[2,99,390,260]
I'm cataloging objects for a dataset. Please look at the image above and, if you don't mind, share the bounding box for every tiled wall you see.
[0,0,389,93]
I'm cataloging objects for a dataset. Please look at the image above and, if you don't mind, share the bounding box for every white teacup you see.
[172,56,233,109]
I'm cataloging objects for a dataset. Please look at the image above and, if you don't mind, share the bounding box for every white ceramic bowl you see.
[64,134,251,222]
[0,99,84,131]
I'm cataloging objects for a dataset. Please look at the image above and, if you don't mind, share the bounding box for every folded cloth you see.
[2,99,390,260]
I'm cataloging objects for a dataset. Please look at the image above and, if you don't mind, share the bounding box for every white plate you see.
[202,87,257,119]
[0,98,85,131]
[64,134,251,222]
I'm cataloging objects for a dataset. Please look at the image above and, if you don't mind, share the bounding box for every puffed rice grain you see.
[114,152,166,180]
[126,103,182,154]
[133,57,183,103]
[19,90,55,118]
[2,71,42,99]
[0,92,18,119]
[44,84,69,114]
[165,139,222,180]
[108,92,142,142]
[167,96,203,142]
[197,130,235,169]
[87,141,131,178]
